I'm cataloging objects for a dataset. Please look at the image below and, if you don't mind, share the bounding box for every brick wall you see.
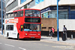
[41,18,57,31]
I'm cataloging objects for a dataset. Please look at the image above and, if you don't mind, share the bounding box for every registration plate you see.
[30,34,36,35]
[31,37,35,38]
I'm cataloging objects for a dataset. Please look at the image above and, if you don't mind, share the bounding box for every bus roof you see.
[6,11,13,14]
[13,8,40,12]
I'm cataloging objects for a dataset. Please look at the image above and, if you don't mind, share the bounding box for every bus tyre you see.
[17,34,19,40]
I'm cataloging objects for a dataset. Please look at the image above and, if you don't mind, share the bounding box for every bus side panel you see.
[4,24,18,38]
[12,23,18,38]
[4,18,18,38]
[16,23,25,39]
[16,17,25,39]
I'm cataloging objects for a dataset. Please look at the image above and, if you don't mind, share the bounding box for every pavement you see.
[41,36,75,46]
[0,34,75,46]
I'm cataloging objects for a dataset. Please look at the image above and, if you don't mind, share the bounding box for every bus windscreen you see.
[25,18,40,23]
[23,24,41,31]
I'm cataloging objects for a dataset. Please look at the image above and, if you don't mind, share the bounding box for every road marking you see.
[52,46,74,49]
[19,47,26,50]
[5,44,15,47]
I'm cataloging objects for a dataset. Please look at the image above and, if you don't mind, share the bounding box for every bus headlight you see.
[38,34,40,35]
[25,33,27,35]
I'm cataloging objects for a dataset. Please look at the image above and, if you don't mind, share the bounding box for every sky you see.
[21,0,26,4]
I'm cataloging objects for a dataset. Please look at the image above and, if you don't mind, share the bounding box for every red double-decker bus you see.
[4,9,41,40]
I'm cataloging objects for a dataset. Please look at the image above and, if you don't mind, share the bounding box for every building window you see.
[42,12,49,18]
[41,10,68,19]
[49,11,57,18]
[59,11,68,19]
[24,5,27,8]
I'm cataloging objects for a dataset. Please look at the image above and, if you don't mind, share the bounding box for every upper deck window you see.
[11,13,14,17]
[21,11,23,16]
[8,14,11,18]
[6,14,8,18]
[14,11,23,17]
[17,11,20,17]
[5,13,14,18]
[14,12,17,17]
[25,10,40,17]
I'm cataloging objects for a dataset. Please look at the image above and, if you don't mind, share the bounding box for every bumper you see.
[23,36,41,39]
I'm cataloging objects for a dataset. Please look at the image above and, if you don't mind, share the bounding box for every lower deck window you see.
[6,25,14,30]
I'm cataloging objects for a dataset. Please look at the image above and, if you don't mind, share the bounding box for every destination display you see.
[25,18,40,23]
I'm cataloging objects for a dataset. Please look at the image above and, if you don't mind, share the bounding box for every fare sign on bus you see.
[5,18,18,23]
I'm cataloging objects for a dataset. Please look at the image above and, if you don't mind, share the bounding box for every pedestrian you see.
[51,26,55,34]
[49,27,55,39]
[63,25,67,40]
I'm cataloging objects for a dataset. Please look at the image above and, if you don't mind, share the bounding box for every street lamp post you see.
[1,0,3,35]
[57,0,60,41]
